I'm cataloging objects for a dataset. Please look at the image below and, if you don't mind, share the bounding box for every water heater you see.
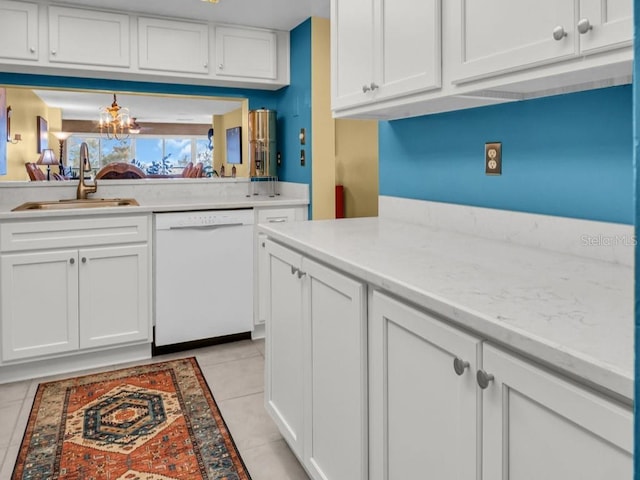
[249,109,277,177]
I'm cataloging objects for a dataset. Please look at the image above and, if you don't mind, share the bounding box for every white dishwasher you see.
[154,209,254,348]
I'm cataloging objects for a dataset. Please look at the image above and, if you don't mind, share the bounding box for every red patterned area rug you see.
[12,357,251,480]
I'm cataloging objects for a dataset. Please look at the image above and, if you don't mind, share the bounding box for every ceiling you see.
[33,89,244,124]
[53,0,329,31]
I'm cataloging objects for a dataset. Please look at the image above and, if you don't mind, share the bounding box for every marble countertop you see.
[259,217,633,402]
[0,195,308,220]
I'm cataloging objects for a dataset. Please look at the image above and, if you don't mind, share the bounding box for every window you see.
[65,134,213,176]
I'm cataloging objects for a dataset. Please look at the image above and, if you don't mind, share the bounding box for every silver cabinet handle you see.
[218,63,224,69]
[370,82,379,91]
[577,18,593,34]
[268,218,287,223]
[453,357,470,376]
[69,258,75,265]
[29,47,35,53]
[552,25,567,40]
[51,50,57,55]
[476,369,494,389]
[362,84,371,93]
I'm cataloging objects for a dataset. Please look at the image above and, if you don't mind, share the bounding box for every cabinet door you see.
[450,0,576,84]
[331,0,375,110]
[375,0,441,101]
[369,291,479,480]
[264,239,304,457]
[481,344,632,480]
[138,17,209,74]
[303,257,367,480]
[578,0,632,54]
[1,250,79,361]
[215,26,277,79]
[0,0,38,61]
[78,245,150,349]
[48,6,130,67]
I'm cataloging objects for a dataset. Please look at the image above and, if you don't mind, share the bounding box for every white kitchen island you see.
[258,201,633,480]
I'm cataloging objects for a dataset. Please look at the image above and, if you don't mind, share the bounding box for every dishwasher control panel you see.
[155,209,254,230]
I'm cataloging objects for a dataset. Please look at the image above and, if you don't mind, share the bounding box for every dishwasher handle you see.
[168,222,247,231]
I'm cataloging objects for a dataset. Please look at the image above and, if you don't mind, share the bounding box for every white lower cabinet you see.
[254,206,307,332]
[370,291,633,480]
[481,343,632,479]
[369,291,480,480]
[0,215,151,364]
[264,239,367,480]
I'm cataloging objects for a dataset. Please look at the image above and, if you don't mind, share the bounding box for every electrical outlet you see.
[485,142,502,175]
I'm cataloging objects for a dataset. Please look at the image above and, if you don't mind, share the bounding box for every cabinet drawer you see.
[1,215,149,252]
[256,207,298,224]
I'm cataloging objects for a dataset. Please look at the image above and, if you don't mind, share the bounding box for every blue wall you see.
[276,18,312,186]
[633,1,639,477]
[380,85,633,224]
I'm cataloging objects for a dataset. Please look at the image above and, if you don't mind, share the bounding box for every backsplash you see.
[379,196,634,267]
[379,85,632,225]
[0,179,309,208]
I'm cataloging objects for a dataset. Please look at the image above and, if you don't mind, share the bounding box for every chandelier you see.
[99,93,132,140]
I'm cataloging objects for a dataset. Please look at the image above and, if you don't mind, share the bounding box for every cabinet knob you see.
[362,84,371,93]
[261,241,265,248]
[291,265,298,275]
[51,49,56,55]
[577,18,593,34]
[29,47,35,53]
[218,63,224,69]
[204,63,208,68]
[476,369,495,389]
[552,26,567,41]
[453,357,470,376]
[370,82,379,91]
[82,257,87,264]
[296,270,306,279]
[69,258,75,265]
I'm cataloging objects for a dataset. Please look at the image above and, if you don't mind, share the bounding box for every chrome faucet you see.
[77,142,97,200]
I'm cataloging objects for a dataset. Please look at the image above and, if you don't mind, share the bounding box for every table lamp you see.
[37,149,58,181]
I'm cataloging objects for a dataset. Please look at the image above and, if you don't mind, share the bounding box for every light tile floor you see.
[0,339,310,480]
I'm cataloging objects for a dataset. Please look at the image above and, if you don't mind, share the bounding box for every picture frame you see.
[37,115,48,153]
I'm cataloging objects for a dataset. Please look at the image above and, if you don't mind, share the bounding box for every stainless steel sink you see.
[12,198,139,211]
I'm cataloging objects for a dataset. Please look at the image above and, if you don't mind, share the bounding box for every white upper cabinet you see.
[48,6,130,67]
[332,0,441,111]
[331,0,375,110]
[578,0,633,54]
[0,0,38,61]
[215,26,277,80]
[450,0,632,84]
[138,17,209,74]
